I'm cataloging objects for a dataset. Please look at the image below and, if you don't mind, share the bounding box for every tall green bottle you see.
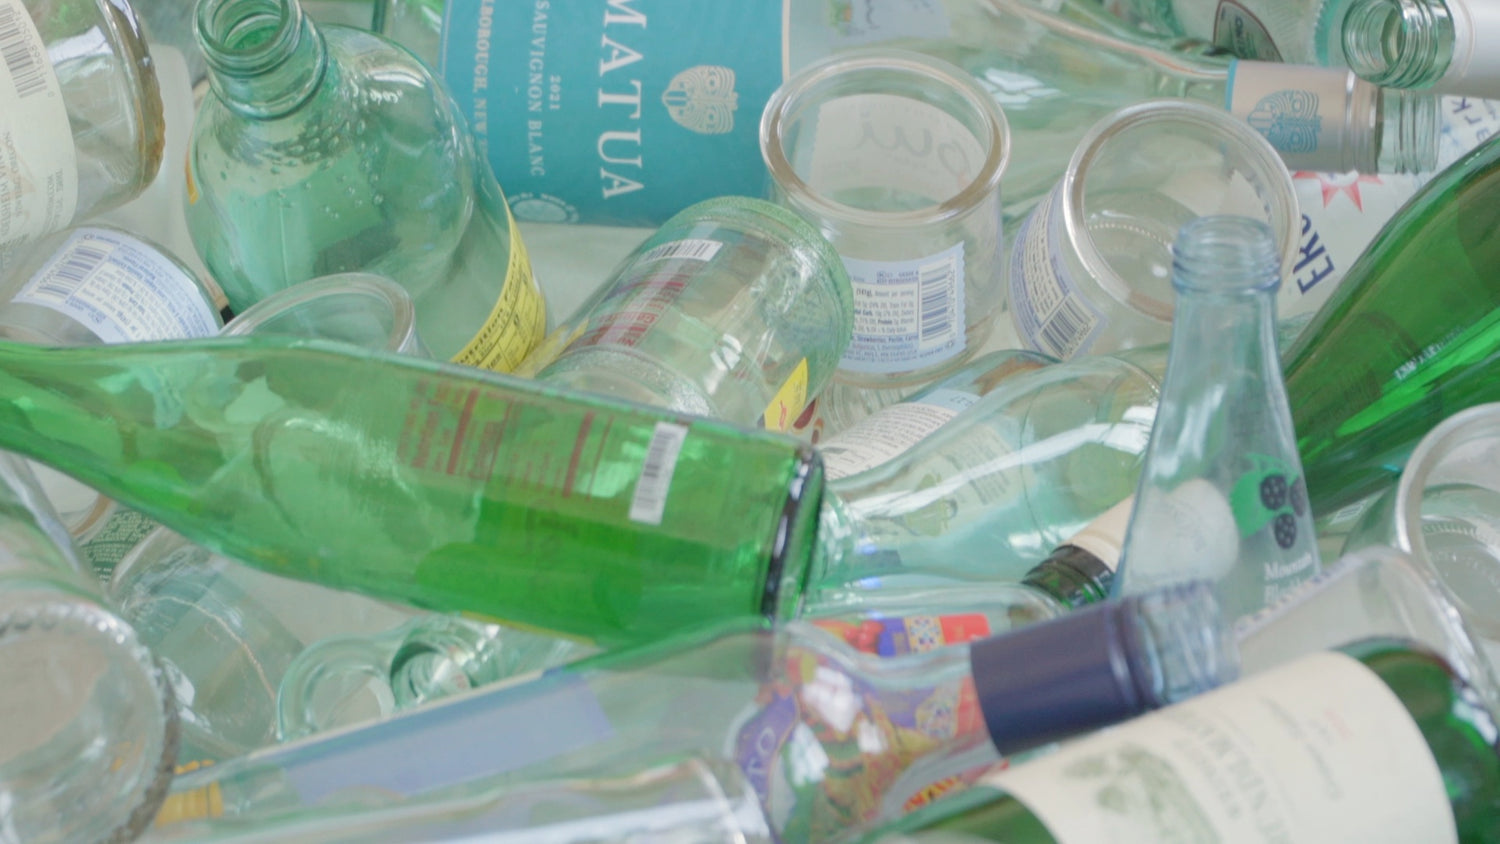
[870,638,1500,842]
[1285,132,1500,513]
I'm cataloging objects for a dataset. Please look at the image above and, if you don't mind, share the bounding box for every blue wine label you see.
[438,0,786,226]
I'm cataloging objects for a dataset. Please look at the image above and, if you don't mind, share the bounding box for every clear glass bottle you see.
[533,197,854,429]
[150,583,1236,844]
[1107,0,1500,97]
[0,453,178,844]
[186,0,545,370]
[1114,215,1321,621]
[869,637,1500,842]
[429,0,1436,228]
[0,0,165,251]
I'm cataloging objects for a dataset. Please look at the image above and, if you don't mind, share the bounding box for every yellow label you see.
[154,784,223,825]
[450,211,547,373]
[762,358,809,432]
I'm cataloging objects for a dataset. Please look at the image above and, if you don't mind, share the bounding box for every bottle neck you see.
[1341,0,1457,90]
[198,0,328,119]
[1019,545,1114,609]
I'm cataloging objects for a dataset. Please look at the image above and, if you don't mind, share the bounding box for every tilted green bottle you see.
[870,638,1500,842]
[1284,132,1500,513]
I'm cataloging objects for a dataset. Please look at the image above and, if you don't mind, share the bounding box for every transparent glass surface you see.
[763,49,1010,389]
[1115,216,1320,622]
[1010,100,1298,359]
[221,272,431,358]
[186,0,543,366]
[536,198,853,429]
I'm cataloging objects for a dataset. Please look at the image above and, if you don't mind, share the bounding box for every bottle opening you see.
[1170,215,1281,295]
[1342,0,1455,89]
[196,0,301,75]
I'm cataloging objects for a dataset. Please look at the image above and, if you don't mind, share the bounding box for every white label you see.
[820,388,980,480]
[629,422,688,525]
[0,0,77,248]
[1212,0,1283,61]
[1227,61,1362,173]
[638,238,723,264]
[990,652,1458,843]
[840,244,967,374]
[14,228,219,342]
[1008,189,1104,360]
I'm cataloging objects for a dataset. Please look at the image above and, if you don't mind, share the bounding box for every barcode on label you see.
[1038,296,1099,359]
[31,241,110,300]
[628,422,689,525]
[0,2,46,99]
[918,256,957,348]
[639,239,723,264]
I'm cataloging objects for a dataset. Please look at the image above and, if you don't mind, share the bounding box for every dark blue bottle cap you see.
[970,594,1156,756]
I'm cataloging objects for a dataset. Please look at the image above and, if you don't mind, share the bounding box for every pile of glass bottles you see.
[2,0,1500,840]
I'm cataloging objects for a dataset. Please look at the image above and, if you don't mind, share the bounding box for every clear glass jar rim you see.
[220,273,418,354]
[760,48,1012,229]
[1059,99,1299,324]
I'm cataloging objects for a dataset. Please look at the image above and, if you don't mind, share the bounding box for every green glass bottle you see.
[872,638,1500,843]
[185,0,545,371]
[1284,133,1500,513]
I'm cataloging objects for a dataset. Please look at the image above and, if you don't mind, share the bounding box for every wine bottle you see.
[151,582,1235,844]
[869,637,1500,842]
[1284,132,1500,512]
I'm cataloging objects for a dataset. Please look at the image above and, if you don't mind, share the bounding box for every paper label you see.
[820,389,980,480]
[80,506,158,585]
[438,0,784,226]
[0,0,78,247]
[825,0,952,46]
[1008,189,1104,360]
[990,651,1457,843]
[450,210,547,373]
[730,614,992,843]
[13,228,219,342]
[763,358,809,433]
[840,243,967,374]
[1212,0,1283,61]
[628,422,688,525]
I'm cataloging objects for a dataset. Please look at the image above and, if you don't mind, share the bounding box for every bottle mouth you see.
[1170,215,1282,296]
[197,0,300,74]
[1341,0,1456,89]
[0,597,178,843]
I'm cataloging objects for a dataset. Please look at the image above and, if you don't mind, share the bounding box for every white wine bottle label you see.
[1225,61,1380,173]
[821,388,981,480]
[1008,188,1105,360]
[0,0,77,248]
[989,651,1458,843]
[13,228,219,342]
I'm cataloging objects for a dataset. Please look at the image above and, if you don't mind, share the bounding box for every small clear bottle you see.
[1114,215,1322,621]
[0,0,165,250]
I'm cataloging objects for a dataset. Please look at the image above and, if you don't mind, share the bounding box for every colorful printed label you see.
[730,614,992,843]
[840,244,967,375]
[1008,188,1105,360]
[13,228,219,342]
[1212,0,1282,61]
[820,388,981,480]
[991,652,1457,843]
[438,0,785,226]
[451,210,546,373]
[0,0,77,247]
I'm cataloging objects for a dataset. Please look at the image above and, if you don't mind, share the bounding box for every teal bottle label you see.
[438,0,786,226]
